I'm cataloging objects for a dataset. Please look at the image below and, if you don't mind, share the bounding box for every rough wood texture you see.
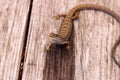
[21,0,120,80]
[22,0,76,80]
[1,0,120,80]
[75,0,120,80]
[0,0,31,80]
[22,0,120,80]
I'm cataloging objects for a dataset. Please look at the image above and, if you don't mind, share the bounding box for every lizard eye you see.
[49,33,57,38]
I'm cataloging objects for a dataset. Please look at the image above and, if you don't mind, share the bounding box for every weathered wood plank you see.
[75,0,120,80]
[0,0,31,80]
[22,0,77,80]
[22,0,120,80]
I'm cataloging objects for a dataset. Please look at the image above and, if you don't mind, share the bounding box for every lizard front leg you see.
[62,41,70,49]
[46,43,52,52]
[52,14,67,20]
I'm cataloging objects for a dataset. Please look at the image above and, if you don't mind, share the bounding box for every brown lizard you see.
[46,4,120,67]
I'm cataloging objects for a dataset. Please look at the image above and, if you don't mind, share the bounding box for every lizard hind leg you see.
[52,11,79,20]
[46,43,52,52]
[52,14,67,20]
[72,11,79,20]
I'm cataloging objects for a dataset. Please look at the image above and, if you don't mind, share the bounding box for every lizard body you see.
[49,4,120,44]
[47,4,120,67]
[59,4,120,40]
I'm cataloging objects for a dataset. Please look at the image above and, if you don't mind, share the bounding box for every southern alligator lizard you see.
[47,4,120,67]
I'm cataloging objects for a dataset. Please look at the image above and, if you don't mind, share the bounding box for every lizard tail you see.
[67,4,120,22]
[111,36,120,67]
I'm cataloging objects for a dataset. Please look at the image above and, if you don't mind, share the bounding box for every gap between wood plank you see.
[18,0,33,80]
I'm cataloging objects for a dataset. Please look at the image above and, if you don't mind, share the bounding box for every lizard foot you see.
[66,45,70,49]
[65,41,70,50]
[46,47,50,52]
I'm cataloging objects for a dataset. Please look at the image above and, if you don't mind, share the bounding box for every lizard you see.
[46,4,120,67]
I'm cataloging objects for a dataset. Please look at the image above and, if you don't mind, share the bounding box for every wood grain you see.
[75,0,120,80]
[21,0,120,80]
[0,0,31,80]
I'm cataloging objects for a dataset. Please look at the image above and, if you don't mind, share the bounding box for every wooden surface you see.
[0,0,31,80]
[0,0,120,80]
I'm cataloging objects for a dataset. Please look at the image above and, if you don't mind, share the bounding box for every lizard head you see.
[49,33,65,44]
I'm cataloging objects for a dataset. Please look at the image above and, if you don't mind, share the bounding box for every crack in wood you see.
[18,0,33,80]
